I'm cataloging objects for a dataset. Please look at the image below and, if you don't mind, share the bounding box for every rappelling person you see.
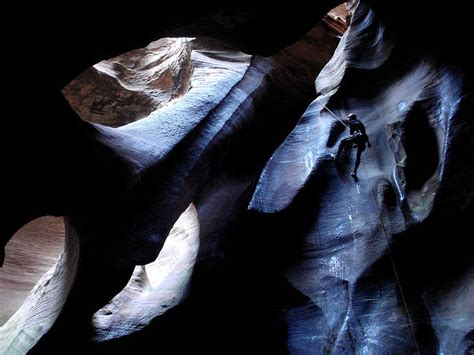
[331,113,371,177]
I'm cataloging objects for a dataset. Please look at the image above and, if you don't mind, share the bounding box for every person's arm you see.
[349,122,355,134]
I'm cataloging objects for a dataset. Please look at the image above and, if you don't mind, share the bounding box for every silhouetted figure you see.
[332,113,371,177]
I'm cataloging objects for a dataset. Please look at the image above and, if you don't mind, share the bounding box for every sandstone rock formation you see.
[63,38,193,127]
[250,3,473,353]
[0,217,64,326]
[2,18,340,354]
[1,1,473,354]
[92,203,200,342]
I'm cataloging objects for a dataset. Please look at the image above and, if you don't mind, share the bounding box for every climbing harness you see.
[322,102,421,353]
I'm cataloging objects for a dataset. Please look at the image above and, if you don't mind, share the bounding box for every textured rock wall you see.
[0,219,77,354]
[0,217,64,326]
[1,1,473,354]
[63,38,193,127]
[249,3,473,354]
[1,21,341,353]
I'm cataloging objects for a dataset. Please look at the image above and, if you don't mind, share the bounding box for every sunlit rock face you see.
[92,203,200,342]
[0,217,64,326]
[0,221,78,355]
[63,38,193,127]
[1,20,340,354]
[1,1,473,354]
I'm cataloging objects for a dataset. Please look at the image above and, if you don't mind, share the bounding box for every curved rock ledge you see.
[0,217,64,326]
[1,2,472,353]
[0,220,78,354]
[92,203,199,342]
[10,23,340,353]
[247,3,472,354]
[63,38,193,127]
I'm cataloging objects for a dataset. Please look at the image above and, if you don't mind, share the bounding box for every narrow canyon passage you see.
[1,1,472,354]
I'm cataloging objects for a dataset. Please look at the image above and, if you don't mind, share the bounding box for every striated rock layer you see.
[63,38,193,127]
[1,1,473,354]
[249,3,473,354]
[1,20,341,353]
[0,217,64,326]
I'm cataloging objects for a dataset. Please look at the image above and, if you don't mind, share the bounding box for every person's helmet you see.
[347,113,357,120]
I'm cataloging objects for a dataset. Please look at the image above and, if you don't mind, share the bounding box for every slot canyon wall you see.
[1,1,473,354]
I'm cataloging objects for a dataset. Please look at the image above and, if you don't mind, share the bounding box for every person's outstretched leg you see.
[352,145,363,176]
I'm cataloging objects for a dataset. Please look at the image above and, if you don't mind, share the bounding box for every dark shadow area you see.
[30,42,332,352]
[326,120,347,147]
[403,103,439,190]
[4,1,473,354]
[79,261,311,353]
[355,201,474,354]
[463,330,474,354]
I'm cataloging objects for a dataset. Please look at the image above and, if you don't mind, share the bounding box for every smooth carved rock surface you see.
[93,203,200,342]
[250,3,473,354]
[1,1,473,354]
[1,21,341,353]
[63,38,193,127]
[0,217,64,326]
[0,221,78,355]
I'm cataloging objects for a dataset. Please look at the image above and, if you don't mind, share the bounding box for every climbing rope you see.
[321,103,349,129]
[322,102,422,352]
[362,159,422,354]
